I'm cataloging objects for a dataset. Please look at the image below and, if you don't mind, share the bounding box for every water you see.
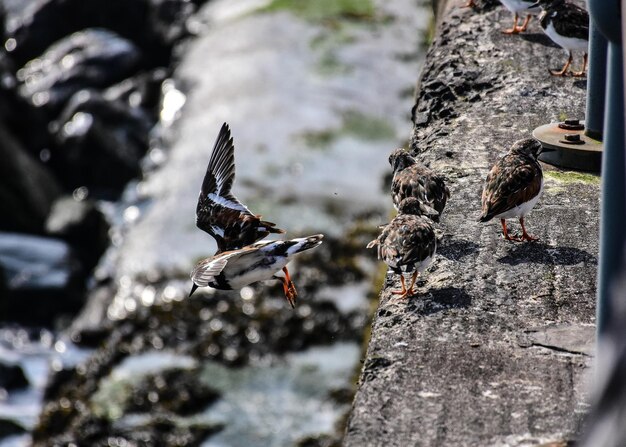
[0,0,432,444]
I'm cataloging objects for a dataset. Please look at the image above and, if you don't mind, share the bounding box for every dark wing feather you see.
[391,164,450,220]
[378,214,436,270]
[195,123,285,253]
[199,123,252,214]
[479,154,542,222]
[554,3,589,41]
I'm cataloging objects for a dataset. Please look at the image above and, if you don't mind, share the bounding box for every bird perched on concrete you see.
[533,0,589,76]
[190,235,324,308]
[478,138,545,241]
[498,0,542,34]
[389,148,450,222]
[367,198,437,298]
[195,122,285,254]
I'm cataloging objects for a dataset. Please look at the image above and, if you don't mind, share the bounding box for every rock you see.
[6,0,196,68]
[104,68,169,121]
[0,120,62,234]
[49,88,152,196]
[45,196,110,271]
[0,232,84,325]
[0,418,26,438]
[0,361,29,390]
[126,368,220,415]
[16,29,141,114]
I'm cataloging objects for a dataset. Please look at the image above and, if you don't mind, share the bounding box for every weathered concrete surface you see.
[345,1,597,446]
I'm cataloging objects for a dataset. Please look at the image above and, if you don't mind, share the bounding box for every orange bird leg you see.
[572,53,588,77]
[518,14,532,32]
[519,217,538,241]
[282,266,297,297]
[278,275,297,309]
[550,51,573,76]
[501,219,521,242]
[391,275,408,296]
[405,271,419,297]
[502,13,521,34]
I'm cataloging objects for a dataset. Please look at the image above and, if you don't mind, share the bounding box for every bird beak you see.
[189,284,199,297]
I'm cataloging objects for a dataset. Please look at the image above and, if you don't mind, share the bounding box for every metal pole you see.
[588,0,625,335]
[585,22,608,141]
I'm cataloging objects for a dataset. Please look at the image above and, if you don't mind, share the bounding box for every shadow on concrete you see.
[405,286,472,316]
[519,33,560,48]
[438,238,480,261]
[497,242,597,266]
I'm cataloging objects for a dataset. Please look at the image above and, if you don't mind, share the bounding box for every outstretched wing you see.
[198,123,253,216]
[191,246,257,287]
[195,123,286,253]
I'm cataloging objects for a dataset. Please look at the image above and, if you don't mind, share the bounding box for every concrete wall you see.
[345,1,597,445]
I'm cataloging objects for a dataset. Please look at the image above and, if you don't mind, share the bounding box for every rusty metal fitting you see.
[558,119,585,131]
[559,134,586,145]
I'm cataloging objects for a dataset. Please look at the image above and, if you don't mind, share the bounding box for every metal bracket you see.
[532,119,603,172]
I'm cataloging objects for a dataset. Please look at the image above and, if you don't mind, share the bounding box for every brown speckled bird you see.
[195,123,285,254]
[389,148,450,222]
[367,198,437,298]
[478,138,545,241]
[535,0,589,76]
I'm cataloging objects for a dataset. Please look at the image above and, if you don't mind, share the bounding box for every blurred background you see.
[0,0,432,445]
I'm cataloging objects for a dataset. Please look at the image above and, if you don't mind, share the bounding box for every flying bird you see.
[367,198,437,298]
[190,235,324,308]
[190,123,322,307]
[389,148,450,222]
[534,0,589,76]
[195,123,285,254]
[478,138,546,241]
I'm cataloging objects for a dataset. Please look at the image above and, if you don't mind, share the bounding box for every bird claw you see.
[521,233,539,242]
[502,27,521,35]
[391,288,415,298]
[284,281,298,308]
[549,68,568,77]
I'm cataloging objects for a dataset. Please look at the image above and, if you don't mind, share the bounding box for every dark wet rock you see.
[6,0,197,68]
[16,29,141,115]
[45,196,110,271]
[0,361,29,390]
[0,120,62,234]
[0,418,26,438]
[295,434,342,447]
[126,368,220,415]
[35,247,366,443]
[104,68,169,121]
[35,408,221,446]
[48,88,152,195]
[0,232,84,325]
[68,285,114,347]
[43,366,76,401]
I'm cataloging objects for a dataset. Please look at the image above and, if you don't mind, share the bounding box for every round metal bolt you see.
[558,119,585,131]
[559,134,586,145]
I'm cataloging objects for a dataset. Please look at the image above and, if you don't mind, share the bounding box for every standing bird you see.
[367,198,437,298]
[196,122,285,254]
[478,138,545,242]
[389,148,450,222]
[498,0,542,34]
[190,235,324,308]
[533,0,589,76]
